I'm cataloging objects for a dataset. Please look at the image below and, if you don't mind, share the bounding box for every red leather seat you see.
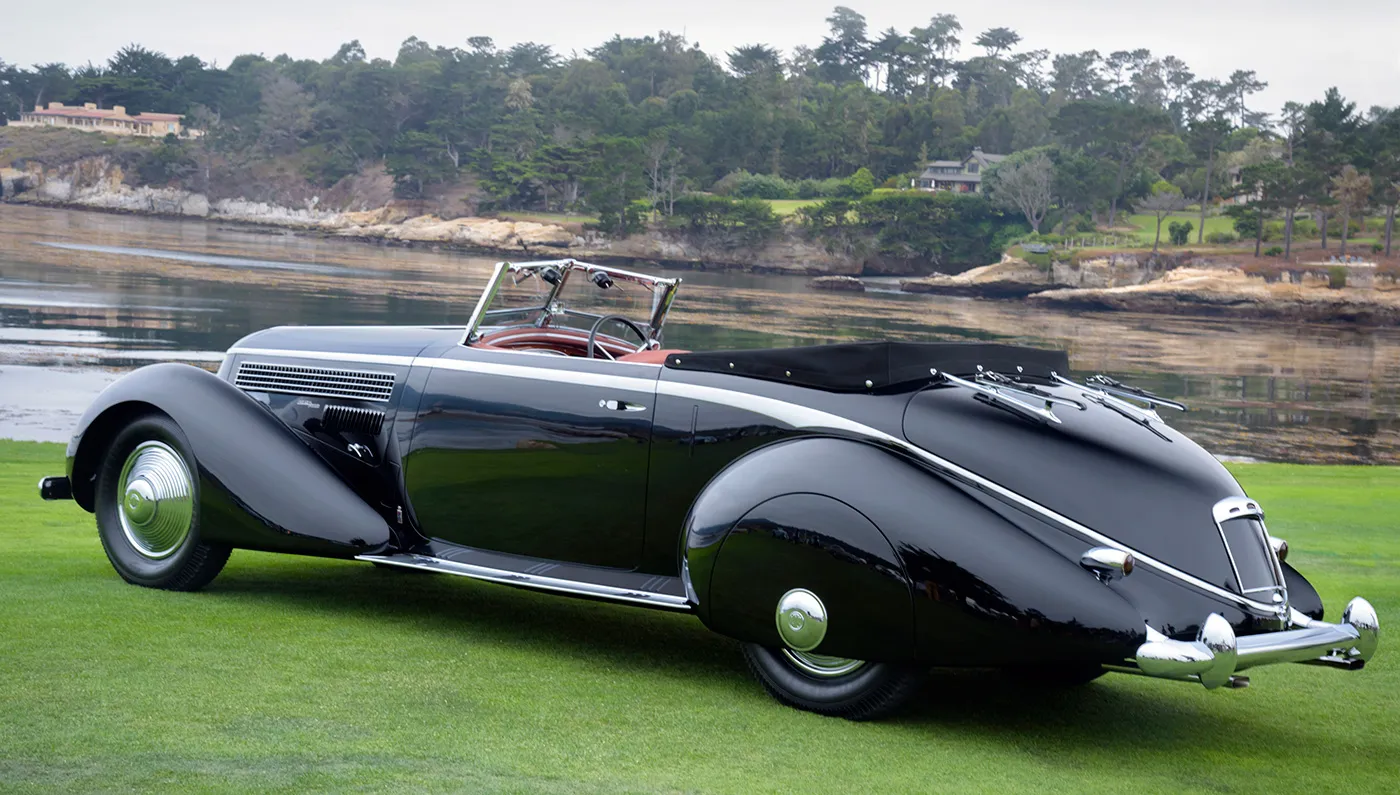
[617,349,688,364]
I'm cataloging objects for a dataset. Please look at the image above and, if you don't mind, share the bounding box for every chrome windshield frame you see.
[460,259,681,347]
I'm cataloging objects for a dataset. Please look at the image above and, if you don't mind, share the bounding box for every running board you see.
[356,553,693,612]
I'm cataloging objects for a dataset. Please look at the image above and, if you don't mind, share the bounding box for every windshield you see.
[466,261,680,348]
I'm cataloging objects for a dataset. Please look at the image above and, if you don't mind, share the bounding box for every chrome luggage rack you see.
[932,366,1186,437]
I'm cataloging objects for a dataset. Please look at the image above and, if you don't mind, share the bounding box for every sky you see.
[6,0,1398,116]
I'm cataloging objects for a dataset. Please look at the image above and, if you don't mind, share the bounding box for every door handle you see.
[599,399,648,412]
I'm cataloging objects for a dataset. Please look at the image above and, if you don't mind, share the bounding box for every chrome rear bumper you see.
[1119,597,1379,689]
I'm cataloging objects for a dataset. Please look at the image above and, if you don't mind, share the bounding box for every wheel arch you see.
[65,362,393,557]
[682,435,1147,667]
[68,399,164,512]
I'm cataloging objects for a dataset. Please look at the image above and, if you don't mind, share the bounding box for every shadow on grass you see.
[202,557,1328,757]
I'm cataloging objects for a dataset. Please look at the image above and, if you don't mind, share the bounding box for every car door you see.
[403,345,658,569]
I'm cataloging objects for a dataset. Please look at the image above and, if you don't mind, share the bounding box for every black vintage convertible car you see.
[41,259,1378,719]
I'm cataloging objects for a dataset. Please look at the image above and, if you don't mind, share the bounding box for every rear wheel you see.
[95,414,230,591]
[741,643,925,720]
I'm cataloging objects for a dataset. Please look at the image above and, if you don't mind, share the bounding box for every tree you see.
[975,28,1022,59]
[728,44,782,78]
[909,14,962,95]
[815,6,870,85]
[1186,106,1232,243]
[1135,181,1189,253]
[385,131,460,197]
[1302,88,1359,248]
[1367,109,1400,256]
[1228,160,1288,257]
[1222,70,1268,127]
[1329,165,1372,257]
[1051,149,1116,230]
[1053,100,1172,226]
[985,148,1053,233]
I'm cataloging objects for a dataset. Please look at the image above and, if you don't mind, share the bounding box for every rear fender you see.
[684,437,1146,666]
[67,363,392,558]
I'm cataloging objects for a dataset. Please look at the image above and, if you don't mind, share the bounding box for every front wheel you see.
[95,413,230,591]
[741,643,925,720]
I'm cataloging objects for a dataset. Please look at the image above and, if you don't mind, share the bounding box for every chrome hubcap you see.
[116,441,193,559]
[781,649,867,678]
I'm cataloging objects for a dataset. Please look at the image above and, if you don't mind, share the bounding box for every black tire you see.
[95,413,230,591]
[1002,663,1107,687]
[741,643,926,720]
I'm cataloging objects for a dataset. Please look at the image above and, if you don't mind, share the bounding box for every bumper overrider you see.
[1118,598,1380,689]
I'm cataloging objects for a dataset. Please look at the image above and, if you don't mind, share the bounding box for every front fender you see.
[684,437,1146,666]
[67,363,392,558]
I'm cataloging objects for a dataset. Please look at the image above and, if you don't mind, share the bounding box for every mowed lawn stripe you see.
[1,440,1396,793]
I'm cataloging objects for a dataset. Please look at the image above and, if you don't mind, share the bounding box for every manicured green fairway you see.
[1,440,1396,793]
[1126,212,1238,245]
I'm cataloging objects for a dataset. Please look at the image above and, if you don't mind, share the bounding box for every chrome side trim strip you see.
[655,380,1285,615]
[227,347,417,367]
[422,357,659,391]
[356,553,692,611]
[231,346,1280,614]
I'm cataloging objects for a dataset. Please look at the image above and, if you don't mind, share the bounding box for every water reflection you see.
[1,204,1396,463]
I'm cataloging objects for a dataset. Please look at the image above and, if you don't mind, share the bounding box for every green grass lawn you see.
[765,199,821,216]
[2,440,1396,793]
[1125,212,1239,245]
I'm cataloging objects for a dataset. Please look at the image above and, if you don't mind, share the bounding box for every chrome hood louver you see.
[234,361,395,402]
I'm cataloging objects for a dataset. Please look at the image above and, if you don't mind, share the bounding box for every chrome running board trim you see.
[357,553,693,611]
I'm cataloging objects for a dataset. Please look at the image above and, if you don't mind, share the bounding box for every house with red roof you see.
[12,102,199,138]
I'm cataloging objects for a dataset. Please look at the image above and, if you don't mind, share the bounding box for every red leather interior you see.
[473,327,687,363]
[616,349,688,364]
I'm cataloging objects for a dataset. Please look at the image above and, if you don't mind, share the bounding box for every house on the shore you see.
[11,102,199,138]
[913,148,1007,193]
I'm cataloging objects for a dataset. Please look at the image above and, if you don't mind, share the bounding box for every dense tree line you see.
[1,6,1397,255]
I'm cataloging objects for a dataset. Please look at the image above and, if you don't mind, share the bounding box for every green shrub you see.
[837,167,876,199]
[712,170,797,200]
[1264,246,1284,257]
[800,191,1021,266]
[1205,231,1238,244]
[1168,220,1194,246]
[1022,251,1052,269]
[796,178,846,199]
[1293,218,1319,238]
[1372,243,1384,254]
[669,194,780,247]
[1328,265,1347,289]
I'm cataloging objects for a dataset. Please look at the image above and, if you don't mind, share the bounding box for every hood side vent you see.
[323,405,386,436]
[236,361,395,402]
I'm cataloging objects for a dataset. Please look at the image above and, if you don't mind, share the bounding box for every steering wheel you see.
[585,315,649,360]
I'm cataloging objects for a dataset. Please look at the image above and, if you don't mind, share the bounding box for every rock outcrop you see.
[809,275,866,291]
[900,255,1053,297]
[1028,267,1400,325]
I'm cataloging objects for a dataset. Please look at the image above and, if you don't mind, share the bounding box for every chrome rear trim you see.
[1121,597,1379,688]
[356,553,692,611]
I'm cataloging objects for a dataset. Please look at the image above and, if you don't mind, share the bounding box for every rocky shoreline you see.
[900,255,1400,327]
[1,155,873,276]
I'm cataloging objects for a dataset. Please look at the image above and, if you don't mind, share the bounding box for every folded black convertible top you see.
[664,342,1068,392]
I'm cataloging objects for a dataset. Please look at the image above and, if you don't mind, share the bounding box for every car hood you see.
[228,325,463,361]
[902,383,1249,595]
